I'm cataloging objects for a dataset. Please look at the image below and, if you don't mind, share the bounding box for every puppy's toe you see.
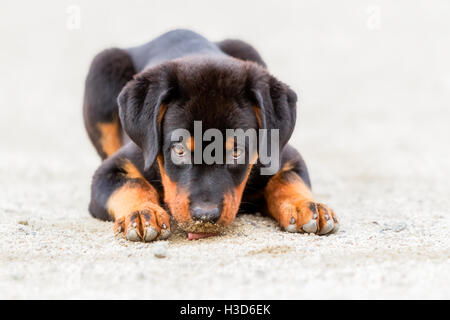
[159,227,171,240]
[285,224,298,233]
[126,228,141,241]
[302,219,318,233]
[318,220,334,235]
[317,204,339,235]
[143,227,158,242]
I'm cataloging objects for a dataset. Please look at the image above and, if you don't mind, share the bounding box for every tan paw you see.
[279,200,339,235]
[114,204,171,242]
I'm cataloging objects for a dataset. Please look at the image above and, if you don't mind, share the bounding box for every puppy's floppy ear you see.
[250,70,298,149]
[117,64,176,171]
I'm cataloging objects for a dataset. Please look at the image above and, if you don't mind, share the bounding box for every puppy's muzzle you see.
[190,203,221,223]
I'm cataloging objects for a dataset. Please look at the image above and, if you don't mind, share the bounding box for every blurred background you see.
[0,0,449,299]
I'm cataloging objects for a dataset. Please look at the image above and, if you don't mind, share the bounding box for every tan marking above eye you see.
[186,136,195,151]
[225,136,235,150]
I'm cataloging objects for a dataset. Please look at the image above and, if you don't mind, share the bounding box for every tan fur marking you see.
[157,155,191,223]
[106,182,160,220]
[97,118,121,157]
[157,104,168,124]
[280,161,295,173]
[107,160,160,220]
[264,171,313,225]
[122,160,145,180]
[252,106,263,128]
[264,169,339,234]
[186,136,195,152]
[218,162,254,226]
[225,136,235,150]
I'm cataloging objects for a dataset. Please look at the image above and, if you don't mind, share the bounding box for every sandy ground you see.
[0,0,449,299]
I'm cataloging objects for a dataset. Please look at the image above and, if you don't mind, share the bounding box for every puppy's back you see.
[127,29,226,72]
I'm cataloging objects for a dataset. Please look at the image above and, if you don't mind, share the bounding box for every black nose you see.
[191,204,221,223]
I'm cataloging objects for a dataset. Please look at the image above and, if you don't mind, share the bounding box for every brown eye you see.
[172,143,185,156]
[232,147,243,159]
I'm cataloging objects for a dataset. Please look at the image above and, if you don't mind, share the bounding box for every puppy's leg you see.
[89,145,170,242]
[264,146,339,235]
[83,48,136,159]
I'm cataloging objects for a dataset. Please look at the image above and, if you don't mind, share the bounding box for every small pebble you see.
[379,222,407,233]
[153,241,168,258]
[137,272,145,280]
[394,223,407,233]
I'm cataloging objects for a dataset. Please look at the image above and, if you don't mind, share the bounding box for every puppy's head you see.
[118,57,297,233]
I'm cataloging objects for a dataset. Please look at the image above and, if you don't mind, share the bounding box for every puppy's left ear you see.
[250,71,298,149]
[117,63,176,171]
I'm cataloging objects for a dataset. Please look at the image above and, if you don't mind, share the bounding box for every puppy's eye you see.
[232,147,243,159]
[172,143,186,157]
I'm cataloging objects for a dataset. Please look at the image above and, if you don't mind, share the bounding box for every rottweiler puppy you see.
[83,29,339,241]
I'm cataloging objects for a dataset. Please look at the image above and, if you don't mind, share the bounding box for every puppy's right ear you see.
[117,64,176,171]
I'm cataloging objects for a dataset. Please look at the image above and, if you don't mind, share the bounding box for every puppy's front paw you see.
[278,200,339,235]
[114,204,171,242]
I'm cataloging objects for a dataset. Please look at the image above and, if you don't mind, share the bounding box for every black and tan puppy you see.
[83,29,339,241]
